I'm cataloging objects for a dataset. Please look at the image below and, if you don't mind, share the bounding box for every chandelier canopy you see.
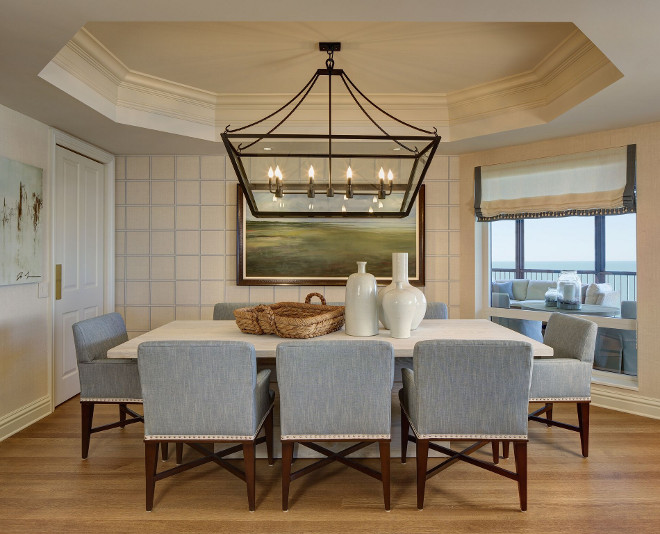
[222,42,440,218]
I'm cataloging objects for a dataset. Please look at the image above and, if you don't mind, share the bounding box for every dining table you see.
[519,301,620,317]
[107,319,554,359]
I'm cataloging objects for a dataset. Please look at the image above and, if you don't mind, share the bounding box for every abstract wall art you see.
[0,155,43,286]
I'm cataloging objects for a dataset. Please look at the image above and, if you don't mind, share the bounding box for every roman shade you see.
[475,145,636,221]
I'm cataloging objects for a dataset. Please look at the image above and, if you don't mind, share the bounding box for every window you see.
[524,217,595,272]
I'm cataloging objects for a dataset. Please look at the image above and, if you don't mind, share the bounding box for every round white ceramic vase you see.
[344,261,379,337]
[382,282,416,339]
[377,252,427,329]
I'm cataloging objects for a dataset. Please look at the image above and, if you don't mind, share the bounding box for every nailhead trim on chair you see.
[281,433,390,440]
[529,396,591,402]
[80,397,143,403]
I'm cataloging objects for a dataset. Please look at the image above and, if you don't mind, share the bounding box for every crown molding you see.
[39,27,622,144]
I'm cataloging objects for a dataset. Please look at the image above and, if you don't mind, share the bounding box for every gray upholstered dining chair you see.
[491,292,543,342]
[277,340,394,511]
[138,340,274,512]
[424,301,449,319]
[72,312,143,459]
[213,302,252,320]
[526,313,597,457]
[400,339,533,511]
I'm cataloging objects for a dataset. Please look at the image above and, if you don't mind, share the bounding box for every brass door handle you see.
[55,264,62,300]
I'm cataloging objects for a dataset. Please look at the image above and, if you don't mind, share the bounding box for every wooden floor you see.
[1,398,659,534]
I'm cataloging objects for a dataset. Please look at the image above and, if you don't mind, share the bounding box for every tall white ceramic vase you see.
[382,282,416,338]
[377,252,427,330]
[344,261,379,337]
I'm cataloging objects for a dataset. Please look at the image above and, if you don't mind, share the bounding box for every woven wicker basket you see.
[234,293,345,339]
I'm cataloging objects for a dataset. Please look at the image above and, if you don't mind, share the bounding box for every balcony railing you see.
[491,268,637,302]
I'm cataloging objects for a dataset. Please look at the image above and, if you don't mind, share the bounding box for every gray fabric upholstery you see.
[72,312,128,363]
[542,313,597,363]
[424,302,449,319]
[491,293,543,343]
[400,340,533,439]
[213,302,252,320]
[621,300,637,319]
[529,313,598,401]
[72,313,142,401]
[276,340,394,438]
[137,341,274,439]
[529,358,592,400]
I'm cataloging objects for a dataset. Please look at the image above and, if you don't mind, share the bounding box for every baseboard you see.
[591,385,660,420]
[0,396,52,441]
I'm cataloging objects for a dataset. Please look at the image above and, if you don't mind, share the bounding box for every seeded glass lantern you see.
[557,270,582,310]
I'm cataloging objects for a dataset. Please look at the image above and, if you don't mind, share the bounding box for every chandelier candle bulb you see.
[307,165,315,198]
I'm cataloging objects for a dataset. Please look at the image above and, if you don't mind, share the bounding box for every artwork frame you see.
[237,185,425,286]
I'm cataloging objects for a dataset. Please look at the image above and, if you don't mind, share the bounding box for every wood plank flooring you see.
[1,397,659,533]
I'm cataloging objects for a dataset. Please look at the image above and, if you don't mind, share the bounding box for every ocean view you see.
[492,260,636,272]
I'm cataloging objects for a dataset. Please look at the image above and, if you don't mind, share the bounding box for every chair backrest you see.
[424,302,448,319]
[276,340,394,439]
[138,341,259,438]
[543,313,598,363]
[213,302,252,320]
[411,340,533,438]
[72,312,128,363]
[621,300,637,319]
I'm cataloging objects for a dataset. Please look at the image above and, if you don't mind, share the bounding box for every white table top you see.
[108,319,553,359]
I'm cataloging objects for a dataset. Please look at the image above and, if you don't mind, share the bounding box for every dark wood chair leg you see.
[175,443,183,464]
[145,441,159,511]
[545,402,554,426]
[81,402,94,459]
[265,408,274,466]
[161,442,169,461]
[243,441,256,512]
[503,440,510,459]
[401,409,410,463]
[416,438,429,510]
[379,441,391,511]
[492,440,500,464]
[119,403,127,428]
[513,441,528,511]
[577,402,590,457]
[281,441,294,511]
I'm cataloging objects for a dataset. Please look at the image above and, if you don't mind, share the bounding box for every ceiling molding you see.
[39,26,622,144]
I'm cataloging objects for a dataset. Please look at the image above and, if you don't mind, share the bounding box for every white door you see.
[54,146,105,405]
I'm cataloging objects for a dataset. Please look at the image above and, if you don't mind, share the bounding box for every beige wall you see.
[0,104,51,438]
[115,155,461,338]
[459,121,660,407]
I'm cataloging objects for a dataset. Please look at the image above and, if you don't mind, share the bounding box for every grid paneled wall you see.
[115,155,460,337]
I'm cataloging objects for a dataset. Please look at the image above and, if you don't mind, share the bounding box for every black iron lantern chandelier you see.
[222,42,440,218]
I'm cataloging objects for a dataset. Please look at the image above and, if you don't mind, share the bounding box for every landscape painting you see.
[237,186,424,286]
[0,155,43,286]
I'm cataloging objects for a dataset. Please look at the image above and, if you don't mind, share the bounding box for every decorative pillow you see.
[585,283,612,305]
[492,280,514,299]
